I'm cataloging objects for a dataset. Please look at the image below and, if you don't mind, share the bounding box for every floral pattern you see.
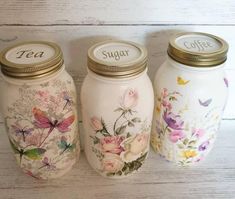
[5,79,79,179]
[90,88,150,177]
[151,88,221,166]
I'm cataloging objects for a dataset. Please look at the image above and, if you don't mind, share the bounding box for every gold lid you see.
[87,40,148,78]
[0,41,64,79]
[167,32,229,67]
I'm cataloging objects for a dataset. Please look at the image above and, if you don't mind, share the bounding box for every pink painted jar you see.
[0,41,80,179]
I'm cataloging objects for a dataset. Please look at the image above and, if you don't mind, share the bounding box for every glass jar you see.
[151,32,229,166]
[81,40,154,178]
[0,41,80,179]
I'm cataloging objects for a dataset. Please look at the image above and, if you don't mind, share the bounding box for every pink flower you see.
[162,100,172,111]
[192,128,205,138]
[90,117,103,131]
[161,88,168,98]
[102,153,124,173]
[169,130,185,143]
[120,88,138,110]
[101,136,124,154]
[163,111,184,130]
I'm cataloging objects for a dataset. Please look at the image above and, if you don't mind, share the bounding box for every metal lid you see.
[0,41,64,79]
[167,32,229,67]
[87,40,148,78]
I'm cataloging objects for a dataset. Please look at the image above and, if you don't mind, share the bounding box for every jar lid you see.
[0,41,64,79]
[87,40,148,78]
[167,32,229,67]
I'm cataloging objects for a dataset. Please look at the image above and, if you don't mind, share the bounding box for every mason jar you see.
[0,41,80,179]
[151,32,229,166]
[81,40,154,178]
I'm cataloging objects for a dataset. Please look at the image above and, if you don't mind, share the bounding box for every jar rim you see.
[167,32,229,67]
[87,40,148,78]
[0,41,64,79]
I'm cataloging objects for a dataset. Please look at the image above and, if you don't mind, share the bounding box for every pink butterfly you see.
[33,107,75,134]
[38,157,56,170]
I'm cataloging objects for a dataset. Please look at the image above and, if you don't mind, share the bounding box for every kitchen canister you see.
[0,41,80,179]
[151,32,229,166]
[81,40,154,178]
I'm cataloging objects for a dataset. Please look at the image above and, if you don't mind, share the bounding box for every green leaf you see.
[24,148,46,160]
[183,138,189,145]
[136,152,148,162]
[106,172,115,177]
[114,107,123,112]
[9,139,19,154]
[177,144,185,149]
[126,132,131,138]
[188,140,197,146]
[128,122,134,127]
[90,136,100,144]
[131,117,141,123]
[116,125,127,135]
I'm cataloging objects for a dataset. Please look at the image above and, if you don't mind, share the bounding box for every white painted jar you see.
[81,40,154,178]
[151,32,229,166]
[0,41,80,179]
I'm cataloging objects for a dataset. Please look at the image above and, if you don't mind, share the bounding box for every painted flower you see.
[25,132,43,146]
[102,153,124,173]
[192,128,205,138]
[162,100,172,111]
[121,133,149,162]
[161,88,168,98]
[169,130,185,143]
[163,111,184,130]
[101,136,124,154]
[120,88,138,110]
[182,150,197,159]
[198,140,210,151]
[90,117,103,131]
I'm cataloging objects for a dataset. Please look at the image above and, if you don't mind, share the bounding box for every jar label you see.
[175,34,222,53]
[5,43,55,64]
[93,42,142,66]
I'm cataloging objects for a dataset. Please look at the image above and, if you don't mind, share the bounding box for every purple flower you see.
[163,111,184,130]
[198,140,210,151]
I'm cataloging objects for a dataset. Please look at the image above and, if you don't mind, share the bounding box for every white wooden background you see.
[0,1,235,199]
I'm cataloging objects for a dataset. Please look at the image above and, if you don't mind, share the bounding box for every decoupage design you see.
[89,88,151,177]
[5,79,79,179]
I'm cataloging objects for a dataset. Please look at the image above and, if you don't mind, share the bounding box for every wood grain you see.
[0,0,235,25]
[0,120,234,199]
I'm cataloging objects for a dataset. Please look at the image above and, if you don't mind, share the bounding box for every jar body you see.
[151,58,228,166]
[1,66,80,179]
[81,70,154,178]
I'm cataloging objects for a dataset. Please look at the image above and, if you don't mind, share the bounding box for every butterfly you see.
[224,78,229,88]
[9,139,46,163]
[199,99,212,107]
[33,107,75,135]
[177,77,190,85]
[11,125,34,142]
[58,136,76,155]
[38,157,56,170]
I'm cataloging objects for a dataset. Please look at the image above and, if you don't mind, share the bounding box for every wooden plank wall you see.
[0,0,234,119]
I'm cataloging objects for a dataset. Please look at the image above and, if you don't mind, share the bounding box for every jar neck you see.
[87,68,148,83]
[1,64,66,85]
[167,56,225,72]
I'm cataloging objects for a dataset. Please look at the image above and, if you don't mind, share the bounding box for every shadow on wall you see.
[145,28,190,80]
